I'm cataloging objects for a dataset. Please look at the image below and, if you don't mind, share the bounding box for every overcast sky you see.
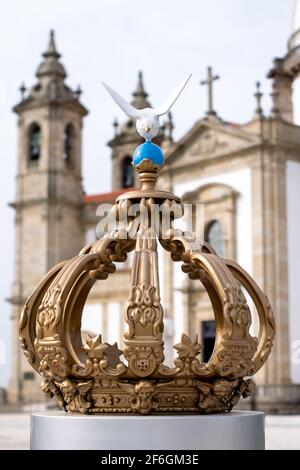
[0,0,295,387]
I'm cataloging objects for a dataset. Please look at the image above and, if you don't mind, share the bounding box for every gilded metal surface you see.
[19,157,275,414]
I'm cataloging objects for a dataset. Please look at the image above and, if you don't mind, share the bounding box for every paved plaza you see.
[0,413,299,450]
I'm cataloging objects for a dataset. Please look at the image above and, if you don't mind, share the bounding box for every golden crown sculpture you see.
[19,151,275,415]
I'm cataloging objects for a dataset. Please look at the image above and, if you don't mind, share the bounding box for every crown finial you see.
[132,141,164,190]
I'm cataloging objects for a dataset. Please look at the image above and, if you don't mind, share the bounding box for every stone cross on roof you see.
[200,66,220,117]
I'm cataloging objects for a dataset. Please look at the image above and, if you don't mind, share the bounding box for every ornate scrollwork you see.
[128,284,160,329]
[173,334,204,376]
[36,339,69,379]
[36,286,62,338]
[72,335,127,378]
[123,228,165,378]
[196,378,255,413]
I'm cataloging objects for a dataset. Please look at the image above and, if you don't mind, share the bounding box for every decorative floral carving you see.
[170,334,205,376]
[216,340,256,378]
[37,286,61,337]
[36,342,68,378]
[41,379,65,409]
[41,376,255,415]
[42,379,94,413]
[105,342,124,367]
[119,380,156,414]
[124,345,164,377]
[174,333,203,359]
[129,285,158,328]
[58,379,94,413]
[255,295,276,366]
[73,335,126,378]
[83,335,108,360]
[224,285,252,332]
[196,378,255,413]
[125,283,163,338]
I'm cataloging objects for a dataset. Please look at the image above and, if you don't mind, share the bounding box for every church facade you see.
[7,4,300,412]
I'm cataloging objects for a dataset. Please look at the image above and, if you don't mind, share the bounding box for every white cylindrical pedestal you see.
[31,411,264,450]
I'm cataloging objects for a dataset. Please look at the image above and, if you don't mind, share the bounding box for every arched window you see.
[122,156,135,188]
[28,123,41,162]
[205,220,225,257]
[63,124,75,162]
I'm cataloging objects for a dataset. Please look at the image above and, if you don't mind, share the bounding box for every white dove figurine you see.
[102,74,192,142]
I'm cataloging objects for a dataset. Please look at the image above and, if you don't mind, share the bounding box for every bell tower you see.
[267,0,300,124]
[8,30,88,403]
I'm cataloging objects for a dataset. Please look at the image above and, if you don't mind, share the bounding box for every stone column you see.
[251,147,290,385]
[268,58,293,123]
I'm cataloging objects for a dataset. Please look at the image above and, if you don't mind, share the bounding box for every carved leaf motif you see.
[131,306,156,327]
[224,285,251,331]
[37,344,68,378]
[105,343,123,367]
[78,336,126,377]
[83,335,108,360]
[37,286,61,331]
[174,334,203,359]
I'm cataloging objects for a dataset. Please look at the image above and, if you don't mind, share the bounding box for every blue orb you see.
[133,141,164,166]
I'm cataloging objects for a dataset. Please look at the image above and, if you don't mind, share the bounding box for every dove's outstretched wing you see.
[102,82,139,118]
[154,74,192,117]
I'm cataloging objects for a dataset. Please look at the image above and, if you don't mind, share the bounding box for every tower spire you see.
[36,29,66,80]
[14,30,88,116]
[131,71,151,109]
[44,29,60,58]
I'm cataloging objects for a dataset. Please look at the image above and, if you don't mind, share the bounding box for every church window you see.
[28,123,41,162]
[205,220,225,257]
[122,156,135,188]
[63,123,75,162]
